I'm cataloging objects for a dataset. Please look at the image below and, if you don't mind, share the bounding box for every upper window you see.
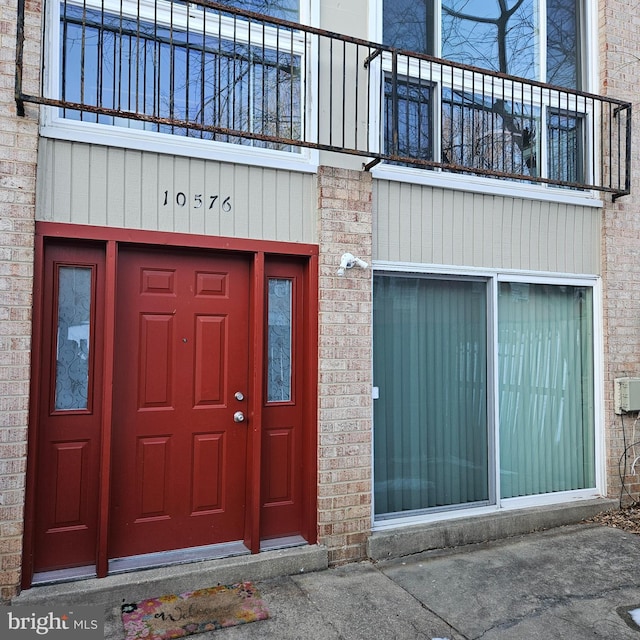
[383,0,582,90]
[54,0,305,154]
[380,0,592,189]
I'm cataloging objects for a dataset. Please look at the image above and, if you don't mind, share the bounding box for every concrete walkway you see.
[182,524,640,640]
[16,522,640,639]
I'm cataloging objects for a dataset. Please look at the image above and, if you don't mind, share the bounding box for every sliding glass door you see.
[373,273,596,519]
[373,275,489,516]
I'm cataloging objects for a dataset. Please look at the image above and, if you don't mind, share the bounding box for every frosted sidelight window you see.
[267,278,293,402]
[55,266,92,410]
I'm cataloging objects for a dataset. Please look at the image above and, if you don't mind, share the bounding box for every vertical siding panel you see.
[502,197,514,268]
[420,186,433,264]
[35,139,52,221]
[537,200,550,272]
[386,182,400,261]
[172,155,191,234]
[277,169,288,240]
[226,163,248,238]
[470,193,482,267]
[589,205,601,272]
[302,172,317,244]
[467,193,480,266]
[69,144,90,224]
[449,190,464,266]
[535,199,547,272]
[288,172,304,243]
[203,160,222,237]
[430,187,444,265]
[372,181,383,260]
[122,150,142,231]
[530,198,542,271]
[397,183,412,262]
[262,168,279,241]
[507,199,520,269]
[548,201,562,272]
[386,181,395,261]
[566,204,580,273]
[515,198,529,270]
[378,181,390,259]
[88,146,108,226]
[491,196,504,267]
[140,153,159,231]
[156,154,175,232]
[188,158,206,235]
[105,148,127,229]
[408,185,422,263]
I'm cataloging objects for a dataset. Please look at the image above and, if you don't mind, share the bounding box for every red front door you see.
[109,247,250,558]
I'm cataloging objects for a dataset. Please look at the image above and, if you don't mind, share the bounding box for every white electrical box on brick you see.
[614,378,640,414]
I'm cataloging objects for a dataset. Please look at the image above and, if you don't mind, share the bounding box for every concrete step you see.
[368,497,618,561]
[13,544,328,607]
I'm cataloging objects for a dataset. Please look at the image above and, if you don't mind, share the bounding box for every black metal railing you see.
[16,0,632,198]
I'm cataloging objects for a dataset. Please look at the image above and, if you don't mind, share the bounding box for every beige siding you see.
[373,180,601,274]
[36,139,317,244]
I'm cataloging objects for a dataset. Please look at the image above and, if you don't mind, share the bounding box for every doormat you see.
[121,582,270,640]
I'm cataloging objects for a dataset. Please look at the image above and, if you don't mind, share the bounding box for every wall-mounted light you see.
[337,252,368,276]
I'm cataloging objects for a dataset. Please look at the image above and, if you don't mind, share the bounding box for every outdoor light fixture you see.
[337,252,368,276]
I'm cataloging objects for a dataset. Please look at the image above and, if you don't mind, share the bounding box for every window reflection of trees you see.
[383,0,580,89]
[60,3,302,150]
[441,90,540,178]
[208,0,299,21]
[382,1,585,183]
[442,0,536,79]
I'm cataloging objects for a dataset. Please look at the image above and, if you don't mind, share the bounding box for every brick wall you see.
[0,0,39,601]
[599,0,640,505]
[316,166,373,564]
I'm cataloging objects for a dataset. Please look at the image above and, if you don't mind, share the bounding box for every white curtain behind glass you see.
[498,282,595,498]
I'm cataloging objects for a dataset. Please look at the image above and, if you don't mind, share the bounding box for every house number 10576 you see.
[162,190,232,212]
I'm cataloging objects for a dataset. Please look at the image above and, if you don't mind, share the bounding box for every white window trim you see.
[368,0,603,207]
[371,164,603,208]
[41,0,320,173]
[370,261,605,530]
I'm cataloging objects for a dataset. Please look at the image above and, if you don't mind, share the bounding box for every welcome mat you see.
[121,582,270,639]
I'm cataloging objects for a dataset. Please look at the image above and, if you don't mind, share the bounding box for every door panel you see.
[109,247,250,558]
[33,243,105,572]
[191,434,224,512]
[139,314,174,406]
[261,260,305,540]
[194,316,225,405]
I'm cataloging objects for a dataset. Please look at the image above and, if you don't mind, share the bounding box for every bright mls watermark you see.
[1,606,103,639]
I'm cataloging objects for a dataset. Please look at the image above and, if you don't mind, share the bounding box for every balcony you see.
[16,0,631,198]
